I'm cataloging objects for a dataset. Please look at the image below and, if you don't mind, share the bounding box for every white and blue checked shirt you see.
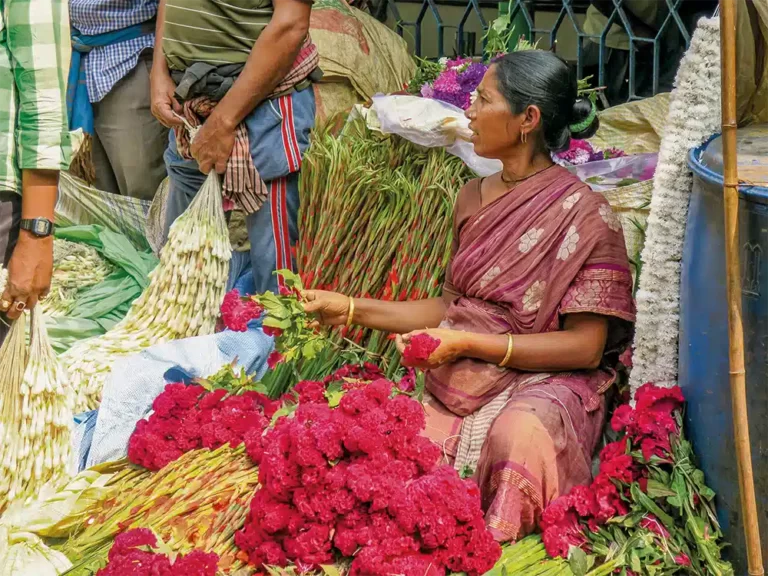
[69,0,158,103]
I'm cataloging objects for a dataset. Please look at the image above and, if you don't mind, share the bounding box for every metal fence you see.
[374,0,712,103]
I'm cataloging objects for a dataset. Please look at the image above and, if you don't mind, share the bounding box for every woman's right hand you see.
[303,290,351,327]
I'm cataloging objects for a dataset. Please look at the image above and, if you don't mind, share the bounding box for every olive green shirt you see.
[163,0,275,71]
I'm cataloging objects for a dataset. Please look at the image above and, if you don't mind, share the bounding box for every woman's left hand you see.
[395,328,469,370]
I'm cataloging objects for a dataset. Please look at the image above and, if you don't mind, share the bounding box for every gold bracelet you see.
[500,333,514,367]
[346,297,355,327]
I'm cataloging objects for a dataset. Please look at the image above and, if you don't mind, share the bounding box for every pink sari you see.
[423,165,635,542]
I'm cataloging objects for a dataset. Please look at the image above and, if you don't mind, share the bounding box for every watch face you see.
[34,220,49,235]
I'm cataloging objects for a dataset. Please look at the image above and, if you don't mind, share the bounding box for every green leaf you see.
[263,317,292,330]
[325,380,345,408]
[629,550,642,574]
[321,565,341,576]
[270,402,297,426]
[631,484,676,532]
[568,546,589,576]
[646,479,677,499]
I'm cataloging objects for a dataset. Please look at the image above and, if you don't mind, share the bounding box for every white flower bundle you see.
[61,172,232,413]
[629,16,722,393]
[40,239,115,317]
[0,309,73,513]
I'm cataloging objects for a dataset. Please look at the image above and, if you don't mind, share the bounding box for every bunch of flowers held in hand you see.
[540,384,732,576]
[220,271,330,378]
[127,380,279,471]
[236,369,501,576]
[96,529,219,576]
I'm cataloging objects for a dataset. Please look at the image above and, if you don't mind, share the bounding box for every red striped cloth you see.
[175,36,319,214]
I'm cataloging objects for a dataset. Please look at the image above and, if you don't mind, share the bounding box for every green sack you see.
[46,225,158,353]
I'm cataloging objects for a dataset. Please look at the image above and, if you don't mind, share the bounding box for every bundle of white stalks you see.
[61,172,232,412]
[41,239,115,317]
[0,309,73,514]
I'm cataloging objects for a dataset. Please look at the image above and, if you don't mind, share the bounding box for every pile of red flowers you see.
[540,384,685,558]
[128,383,280,470]
[96,529,219,576]
[236,376,500,575]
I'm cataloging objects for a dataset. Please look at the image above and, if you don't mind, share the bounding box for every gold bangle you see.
[346,297,355,327]
[500,333,514,367]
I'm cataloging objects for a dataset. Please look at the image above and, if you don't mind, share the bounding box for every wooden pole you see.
[719,1,764,574]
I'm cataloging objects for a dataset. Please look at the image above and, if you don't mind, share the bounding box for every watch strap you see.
[20,218,54,237]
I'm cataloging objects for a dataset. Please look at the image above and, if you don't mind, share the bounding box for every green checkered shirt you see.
[0,0,72,194]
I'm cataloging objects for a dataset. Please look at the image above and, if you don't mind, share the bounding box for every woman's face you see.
[465,65,528,159]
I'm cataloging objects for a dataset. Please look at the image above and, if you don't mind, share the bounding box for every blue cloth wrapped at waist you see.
[66,20,155,134]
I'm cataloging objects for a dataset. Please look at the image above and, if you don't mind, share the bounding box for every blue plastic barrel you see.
[679,124,768,573]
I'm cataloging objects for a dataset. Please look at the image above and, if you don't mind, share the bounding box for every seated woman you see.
[304,50,635,542]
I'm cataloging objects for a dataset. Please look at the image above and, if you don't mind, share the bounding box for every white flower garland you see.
[629,16,723,393]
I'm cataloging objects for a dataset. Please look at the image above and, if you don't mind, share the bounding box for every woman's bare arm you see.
[398,313,609,372]
[304,290,459,334]
[464,313,609,371]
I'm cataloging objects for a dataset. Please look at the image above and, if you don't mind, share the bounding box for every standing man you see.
[152,0,320,294]
[0,0,71,343]
[68,0,169,200]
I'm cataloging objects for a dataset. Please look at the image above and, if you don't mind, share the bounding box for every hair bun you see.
[569,98,599,140]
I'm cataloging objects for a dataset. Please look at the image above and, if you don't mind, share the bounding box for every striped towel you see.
[453,373,553,474]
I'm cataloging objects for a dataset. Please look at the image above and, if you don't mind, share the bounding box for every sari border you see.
[559,306,637,323]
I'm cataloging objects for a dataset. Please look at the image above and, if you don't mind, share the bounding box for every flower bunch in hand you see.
[236,374,500,576]
[540,384,732,576]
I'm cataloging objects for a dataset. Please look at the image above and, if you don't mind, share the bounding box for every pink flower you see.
[619,348,633,367]
[267,350,284,369]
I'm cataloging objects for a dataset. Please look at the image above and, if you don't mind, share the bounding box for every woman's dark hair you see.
[493,50,599,152]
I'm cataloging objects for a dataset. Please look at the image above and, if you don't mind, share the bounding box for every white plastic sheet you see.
[368,95,502,177]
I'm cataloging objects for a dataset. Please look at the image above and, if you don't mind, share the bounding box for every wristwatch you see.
[20,218,54,238]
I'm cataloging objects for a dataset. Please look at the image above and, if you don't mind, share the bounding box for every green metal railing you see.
[376,0,710,102]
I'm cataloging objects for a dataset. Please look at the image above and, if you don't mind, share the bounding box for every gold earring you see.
[521,132,528,144]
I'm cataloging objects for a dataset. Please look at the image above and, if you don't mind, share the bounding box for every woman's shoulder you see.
[454,177,483,225]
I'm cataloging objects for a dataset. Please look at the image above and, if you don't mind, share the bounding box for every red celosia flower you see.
[402,333,441,365]
[97,529,218,576]
[674,554,692,566]
[635,383,685,415]
[220,289,264,332]
[236,375,499,575]
[598,454,636,484]
[599,440,627,463]
[267,350,284,369]
[640,515,670,539]
[263,325,283,338]
[128,384,272,470]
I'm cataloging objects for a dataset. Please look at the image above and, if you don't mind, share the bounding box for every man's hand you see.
[0,232,53,319]
[150,66,183,128]
[190,113,236,174]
